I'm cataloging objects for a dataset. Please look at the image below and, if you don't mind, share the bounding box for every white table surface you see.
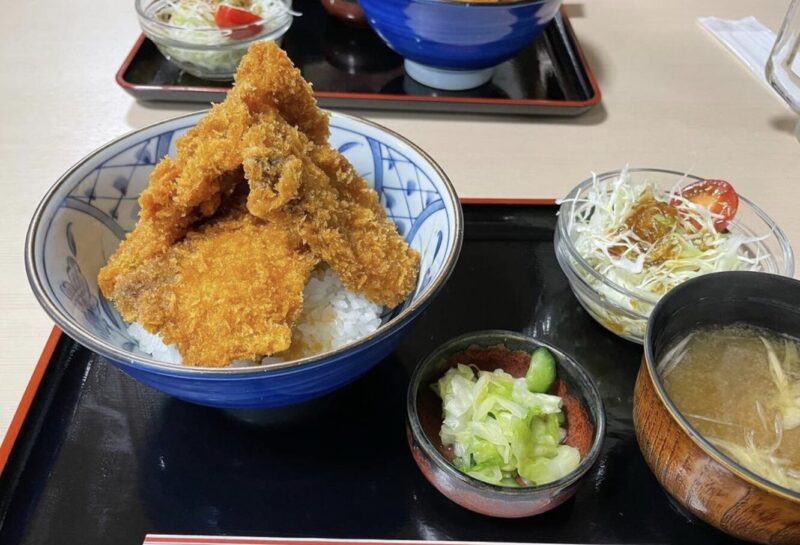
[1,0,798,444]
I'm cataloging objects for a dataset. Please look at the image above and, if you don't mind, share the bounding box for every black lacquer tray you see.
[116,1,600,116]
[0,203,746,545]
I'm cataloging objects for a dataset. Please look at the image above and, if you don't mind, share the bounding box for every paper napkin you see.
[697,16,779,89]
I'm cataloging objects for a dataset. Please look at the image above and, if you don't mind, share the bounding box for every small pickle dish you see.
[406,330,605,518]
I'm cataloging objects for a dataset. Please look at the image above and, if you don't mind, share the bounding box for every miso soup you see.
[659,325,800,493]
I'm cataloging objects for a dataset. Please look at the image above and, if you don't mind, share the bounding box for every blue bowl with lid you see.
[359,0,563,90]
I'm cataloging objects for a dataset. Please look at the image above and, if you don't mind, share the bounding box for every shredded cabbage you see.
[158,0,296,31]
[435,364,580,486]
[149,0,295,77]
[562,166,771,338]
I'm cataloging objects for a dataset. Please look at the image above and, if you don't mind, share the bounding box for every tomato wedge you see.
[671,179,739,232]
[214,4,262,39]
[215,4,261,26]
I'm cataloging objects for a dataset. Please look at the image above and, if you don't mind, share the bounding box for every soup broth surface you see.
[660,325,800,492]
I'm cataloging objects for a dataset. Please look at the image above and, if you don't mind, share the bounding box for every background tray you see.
[116,2,600,116]
[0,204,745,544]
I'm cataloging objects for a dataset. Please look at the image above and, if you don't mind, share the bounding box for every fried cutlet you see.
[99,42,419,366]
[298,143,420,307]
[99,44,327,298]
[110,196,319,367]
[238,108,420,307]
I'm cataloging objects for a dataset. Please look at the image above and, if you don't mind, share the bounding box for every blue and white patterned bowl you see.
[25,111,463,409]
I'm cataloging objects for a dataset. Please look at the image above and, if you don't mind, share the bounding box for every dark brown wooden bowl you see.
[633,271,800,544]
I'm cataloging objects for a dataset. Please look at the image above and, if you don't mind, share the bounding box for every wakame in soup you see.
[659,324,800,493]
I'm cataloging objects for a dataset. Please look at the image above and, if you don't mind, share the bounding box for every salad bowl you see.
[25,110,463,409]
[136,0,295,80]
[554,168,794,344]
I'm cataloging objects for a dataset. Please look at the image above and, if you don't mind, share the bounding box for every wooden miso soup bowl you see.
[633,271,800,544]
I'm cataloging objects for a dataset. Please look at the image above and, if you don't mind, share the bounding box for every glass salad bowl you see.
[136,0,295,80]
[554,168,795,344]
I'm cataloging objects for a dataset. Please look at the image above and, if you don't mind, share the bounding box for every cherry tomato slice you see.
[671,179,739,232]
[214,4,262,39]
[215,4,261,26]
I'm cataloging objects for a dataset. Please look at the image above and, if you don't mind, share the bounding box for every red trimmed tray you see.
[116,2,600,116]
[0,202,748,544]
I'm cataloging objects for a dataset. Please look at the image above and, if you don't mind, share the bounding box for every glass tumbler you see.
[766,0,800,140]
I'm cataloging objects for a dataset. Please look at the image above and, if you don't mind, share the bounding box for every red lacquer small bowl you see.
[319,0,368,27]
[406,330,605,518]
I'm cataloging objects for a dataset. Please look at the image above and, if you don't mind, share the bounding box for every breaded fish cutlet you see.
[98,42,419,366]
[111,199,319,367]
[240,111,420,307]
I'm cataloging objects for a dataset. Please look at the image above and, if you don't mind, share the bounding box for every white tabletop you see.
[1,0,798,443]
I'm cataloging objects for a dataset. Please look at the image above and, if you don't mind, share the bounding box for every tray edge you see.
[0,327,61,477]
[115,7,602,115]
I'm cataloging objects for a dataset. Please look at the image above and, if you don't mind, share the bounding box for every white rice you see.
[127,266,384,366]
[128,322,183,364]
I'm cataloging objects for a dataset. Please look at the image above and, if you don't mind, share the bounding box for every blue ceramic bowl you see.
[359,0,563,90]
[26,111,463,409]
